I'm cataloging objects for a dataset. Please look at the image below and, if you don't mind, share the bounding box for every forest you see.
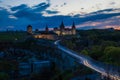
[62,29,120,66]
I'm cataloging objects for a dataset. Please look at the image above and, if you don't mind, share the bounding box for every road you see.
[54,40,120,80]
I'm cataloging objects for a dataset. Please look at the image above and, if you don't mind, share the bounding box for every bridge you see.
[54,40,120,80]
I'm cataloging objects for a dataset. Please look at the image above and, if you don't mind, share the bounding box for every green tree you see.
[103,46,120,66]
[90,45,103,60]
[81,49,89,56]
[0,72,10,80]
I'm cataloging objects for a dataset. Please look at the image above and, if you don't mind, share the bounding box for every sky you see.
[0,0,120,31]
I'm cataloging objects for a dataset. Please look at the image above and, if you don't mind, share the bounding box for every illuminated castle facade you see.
[27,21,76,40]
[54,21,76,36]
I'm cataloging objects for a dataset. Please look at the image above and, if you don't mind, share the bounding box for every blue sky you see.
[0,0,120,30]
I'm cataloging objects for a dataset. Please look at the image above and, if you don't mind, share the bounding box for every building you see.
[26,21,76,40]
[34,31,58,40]
[27,25,58,40]
[54,21,76,36]
[27,25,33,34]
[33,25,58,40]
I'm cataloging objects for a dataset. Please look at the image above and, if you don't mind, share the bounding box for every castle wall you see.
[34,34,57,40]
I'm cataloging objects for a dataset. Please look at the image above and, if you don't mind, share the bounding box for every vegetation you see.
[0,72,10,80]
[62,29,120,66]
[0,31,27,41]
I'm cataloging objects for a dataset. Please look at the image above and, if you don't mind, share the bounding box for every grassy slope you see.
[0,31,27,42]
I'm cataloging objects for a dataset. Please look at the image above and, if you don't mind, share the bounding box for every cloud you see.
[33,2,50,12]
[11,4,28,11]
[89,8,120,15]
[60,2,67,7]
[10,2,51,21]
[45,10,59,14]
[7,26,14,29]
[9,15,18,19]
[0,2,120,31]
[33,2,47,8]
[77,15,120,29]
[0,8,17,30]
[110,2,116,5]
[0,8,10,23]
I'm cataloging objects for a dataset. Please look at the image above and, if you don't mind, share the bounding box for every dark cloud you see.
[110,2,116,5]
[60,3,67,7]
[13,9,42,21]
[11,4,28,11]
[33,3,50,12]
[0,8,18,30]
[0,7,4,10]
[81,8,84,10]
[11,2,50,21]
[0,2,120,31]
[45,10,59,14]
[63,3,67,5]
[34,2,46,7]
[0,9,10,24]
[54,5,58,7]
[73,14,81,17]
[90,8,120,15]
[79,26,95,30]
[81,13,120,22]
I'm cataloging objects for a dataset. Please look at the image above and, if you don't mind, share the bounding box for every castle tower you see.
[60,21,65,30]
[59,21,65,36]
[27,25,32,34]
[45,25,49,33]
[72,22,76,35]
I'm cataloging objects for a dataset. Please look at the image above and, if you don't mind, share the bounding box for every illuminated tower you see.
[72,22,76,35]
[27,25,32,34]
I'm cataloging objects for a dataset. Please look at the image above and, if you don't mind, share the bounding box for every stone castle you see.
[27,21,76,40]
[54,21,76,36]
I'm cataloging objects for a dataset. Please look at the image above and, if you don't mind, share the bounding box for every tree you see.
[0,72,10,80]
[81,49,89,56]
[90,45,103,60]
[103,46,120,66]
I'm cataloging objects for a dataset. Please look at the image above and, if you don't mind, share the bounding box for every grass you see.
[0,31,27,42]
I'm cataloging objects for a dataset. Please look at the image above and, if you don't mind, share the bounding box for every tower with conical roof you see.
[60,21,65,36]
[60,21,65,30]
[72,22,76,35]
[45,25,49,33]
[27,25,32,34]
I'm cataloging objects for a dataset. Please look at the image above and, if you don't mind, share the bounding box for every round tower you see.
[27,25,32,34]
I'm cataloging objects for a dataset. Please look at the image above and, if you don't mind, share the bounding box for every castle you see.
[54,21,76,36]
[27,21,76,40]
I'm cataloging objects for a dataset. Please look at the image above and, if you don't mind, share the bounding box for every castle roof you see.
[27,25,32,28]
[72,22,76,29]
[60,21,65,29]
